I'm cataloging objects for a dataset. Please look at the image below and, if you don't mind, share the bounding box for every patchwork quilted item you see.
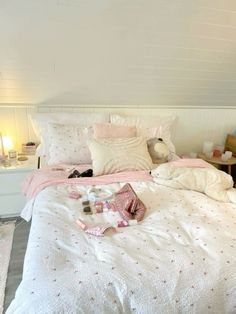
[110,183,146,222]
[76,219,115,236]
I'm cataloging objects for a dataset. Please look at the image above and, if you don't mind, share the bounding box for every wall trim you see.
[0,104,35,108]
[0,103,236,110]
[36,104,236,110]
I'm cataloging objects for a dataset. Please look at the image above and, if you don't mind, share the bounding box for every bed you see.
[6,112,236,313]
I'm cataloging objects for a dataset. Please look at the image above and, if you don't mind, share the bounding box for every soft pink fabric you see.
[93,123,136,139]
[117,220,129,227]
[76,219,115,237]
[109,183,146,222]
[69,191,81,199]
[169,158,214,169]
[21,166,153,200]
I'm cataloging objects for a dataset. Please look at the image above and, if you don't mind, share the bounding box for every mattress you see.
[6,171,236,314]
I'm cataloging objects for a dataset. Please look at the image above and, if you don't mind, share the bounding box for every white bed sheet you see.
[6,181,236,314]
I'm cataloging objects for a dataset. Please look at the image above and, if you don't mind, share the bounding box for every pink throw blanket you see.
[22,166,153,200]
[22,159,212,200]
[169,158,214,168]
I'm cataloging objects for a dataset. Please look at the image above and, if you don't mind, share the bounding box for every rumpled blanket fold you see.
[22,167,153,200]
[20,167,152,221]
[151,162,236,203]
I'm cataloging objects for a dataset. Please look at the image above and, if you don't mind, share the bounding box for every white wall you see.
[0,105,235,156]
[0,1,236,156]
[0,1,236,107]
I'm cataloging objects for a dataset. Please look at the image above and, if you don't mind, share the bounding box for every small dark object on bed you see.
[82,200,90,206]
[82,200,92,214]
[83,206,91,213]
[68,170,80,178]
[68,169,93,179]
[79,169,93,177]
[26,142,36,146]
[83,206,92,215]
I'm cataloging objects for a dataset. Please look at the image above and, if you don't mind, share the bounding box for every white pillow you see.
[110,114,176,155]
[88,137,153,176]
[47,123,93,165]
[30,112,109,159]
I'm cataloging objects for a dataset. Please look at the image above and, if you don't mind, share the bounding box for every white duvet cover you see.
[6,180,236,314]
[152,163,236,203]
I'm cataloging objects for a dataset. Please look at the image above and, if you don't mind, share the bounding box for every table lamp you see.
[0,133,14,165]
[0,133,5,159]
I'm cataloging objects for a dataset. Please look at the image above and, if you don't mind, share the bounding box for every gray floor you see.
[3,218,31,313]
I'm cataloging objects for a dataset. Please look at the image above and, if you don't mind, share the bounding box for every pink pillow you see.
[93,123,136,139]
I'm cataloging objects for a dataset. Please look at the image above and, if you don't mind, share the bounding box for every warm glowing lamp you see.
[0,133,4,158]
[0,133,13,158]
[3,136,13,153]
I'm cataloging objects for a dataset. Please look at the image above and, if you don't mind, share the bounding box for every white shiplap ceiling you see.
[0,0,236,107]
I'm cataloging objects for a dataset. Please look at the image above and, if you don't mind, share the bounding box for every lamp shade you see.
[2,136,13,152]
[0,134,13,157]
[0,133,4,157]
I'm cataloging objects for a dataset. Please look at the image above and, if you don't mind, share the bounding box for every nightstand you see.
[0,156,37,218]
[198,153,236,175]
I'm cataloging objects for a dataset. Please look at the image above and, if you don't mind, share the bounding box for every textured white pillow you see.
[88,137,153,176]
[30,112,109,159]
[47,123,93,165]
[110,114,176,155]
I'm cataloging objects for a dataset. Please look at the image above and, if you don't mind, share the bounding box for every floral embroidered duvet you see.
[6,170,236,314]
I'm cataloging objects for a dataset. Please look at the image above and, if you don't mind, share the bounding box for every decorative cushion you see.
[88,137,153,176]
[93,123,136,139]
[47,123,93,165]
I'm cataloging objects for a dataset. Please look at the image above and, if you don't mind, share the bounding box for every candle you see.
[221,153,229,161]
[202,141,214,154]
[224,151,232,159]
[213,145,224,157]
[8,150,17,159]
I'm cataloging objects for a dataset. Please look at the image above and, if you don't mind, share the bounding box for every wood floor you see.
[3,218,31,313]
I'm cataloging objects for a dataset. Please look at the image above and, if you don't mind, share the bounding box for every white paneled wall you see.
[0,0,236,107]
[0,1,236,155]
[0,105,235,156]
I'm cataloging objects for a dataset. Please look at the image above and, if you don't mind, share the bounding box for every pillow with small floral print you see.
[30,112,109,159]
[47,123,93,165]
